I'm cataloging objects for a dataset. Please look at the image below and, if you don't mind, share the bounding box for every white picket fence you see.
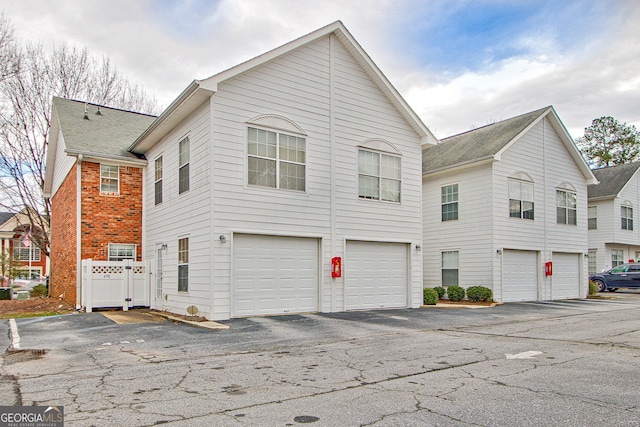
[81,259,150,312]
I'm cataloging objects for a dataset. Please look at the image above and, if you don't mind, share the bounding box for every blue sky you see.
[1,0,638,139]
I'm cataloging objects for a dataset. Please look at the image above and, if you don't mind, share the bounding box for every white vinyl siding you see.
[143,34,424,320]
[100,164,119,194]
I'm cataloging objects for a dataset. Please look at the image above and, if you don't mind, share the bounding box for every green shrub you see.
[447,285,465,302]
[588,280,598,296]
[466,286,493,302]
[30,284,48,298]
[433,286,446,299]
[423,288,438,305]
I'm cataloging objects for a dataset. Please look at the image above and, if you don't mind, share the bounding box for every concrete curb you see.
[422,302,502,309]
[152,312,230,330]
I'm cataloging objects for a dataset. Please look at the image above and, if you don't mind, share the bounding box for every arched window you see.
[246,115,307,192]
[556,183,577,225]
[358,139,402,203]
[508,172,534,220]
[621,201,634,231]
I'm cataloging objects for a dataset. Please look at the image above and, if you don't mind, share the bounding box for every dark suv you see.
[590,262,640,292]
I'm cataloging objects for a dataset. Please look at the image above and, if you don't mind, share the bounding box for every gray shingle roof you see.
[588,162,640,199]
[0,212,14,226]
[423,106,550,174]
[53,97,156,160]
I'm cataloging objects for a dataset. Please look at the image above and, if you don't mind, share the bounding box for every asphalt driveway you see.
[2,293,640,426]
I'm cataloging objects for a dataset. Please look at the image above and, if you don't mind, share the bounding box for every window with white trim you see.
[13,240,40,262]
[621,205,633,230]
[154,156,163,205]
[178,237,189,292]
[588,206,597,230]
[556,188,577,225]
[611,249,624,268]
[588,249,597,275]
[509,179,534,220]
[441,184,458,221]
[178,137,190,194]
[442,250,459,286]
[248,127,306,191]
[358,149,401,202]
[100,164,119,194]
[108,244,136,261]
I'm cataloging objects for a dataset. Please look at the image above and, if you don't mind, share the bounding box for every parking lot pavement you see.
[2,293,640,426]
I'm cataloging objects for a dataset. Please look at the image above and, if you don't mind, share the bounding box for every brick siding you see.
[50,161,143,305]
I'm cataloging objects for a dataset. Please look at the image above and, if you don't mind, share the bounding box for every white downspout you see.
[76,154,83,308]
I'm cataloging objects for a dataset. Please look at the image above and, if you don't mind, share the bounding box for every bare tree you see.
[0,13,19,81]
[0,15,158,257]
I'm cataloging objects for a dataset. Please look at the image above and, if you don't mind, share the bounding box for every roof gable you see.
[422,106,597,185]
[588,162,640,199]
[130,21,436,153]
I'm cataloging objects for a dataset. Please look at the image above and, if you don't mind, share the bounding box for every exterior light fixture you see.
[219,235,227,243]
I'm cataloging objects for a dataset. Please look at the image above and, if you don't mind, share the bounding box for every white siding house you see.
[588,163,640,275]
[422,107,597,302]
[130,21,436,320]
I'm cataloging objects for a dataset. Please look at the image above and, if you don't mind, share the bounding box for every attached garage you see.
[552,252,581,299]
[233,234,319,317]
[503,250,538,302]
[345,241,408,310]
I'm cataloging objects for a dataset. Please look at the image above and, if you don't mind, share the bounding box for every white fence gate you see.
[81,259,150,312]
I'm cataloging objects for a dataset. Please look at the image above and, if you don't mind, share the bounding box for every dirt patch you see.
[0,298,75,318]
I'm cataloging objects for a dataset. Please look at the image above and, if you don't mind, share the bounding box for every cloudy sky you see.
[1,0,638,139]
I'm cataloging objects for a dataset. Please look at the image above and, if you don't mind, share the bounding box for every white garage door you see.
[233,234,318,317]
[345,241,407,310]
[503,250,538,302]
[552,252,580,299]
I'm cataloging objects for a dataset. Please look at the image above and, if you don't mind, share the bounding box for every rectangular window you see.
[15,268,41,280]
[108,244,136,261]
[357,149,401,202]
[248,127,306,192]
[178,237,189,292]
[178,137,190,194]
[611,249,624,268]
[100,164,119,194]
[13,241,40,262]
[556,189,577,225]
[588,249,597,275]
[621,205,633,230]
[442,250,459,286]
[154,156,163,205]
[441,184,459,221]
[588,206,597,230]
[509,179,534,220]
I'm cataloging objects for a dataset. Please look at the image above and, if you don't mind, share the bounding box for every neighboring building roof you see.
[51,97,156,160]
[422,106,598,185]
[130,20,437,153]
[588,162,640,200]
[0,212,14,227]
[423,107,548,173]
